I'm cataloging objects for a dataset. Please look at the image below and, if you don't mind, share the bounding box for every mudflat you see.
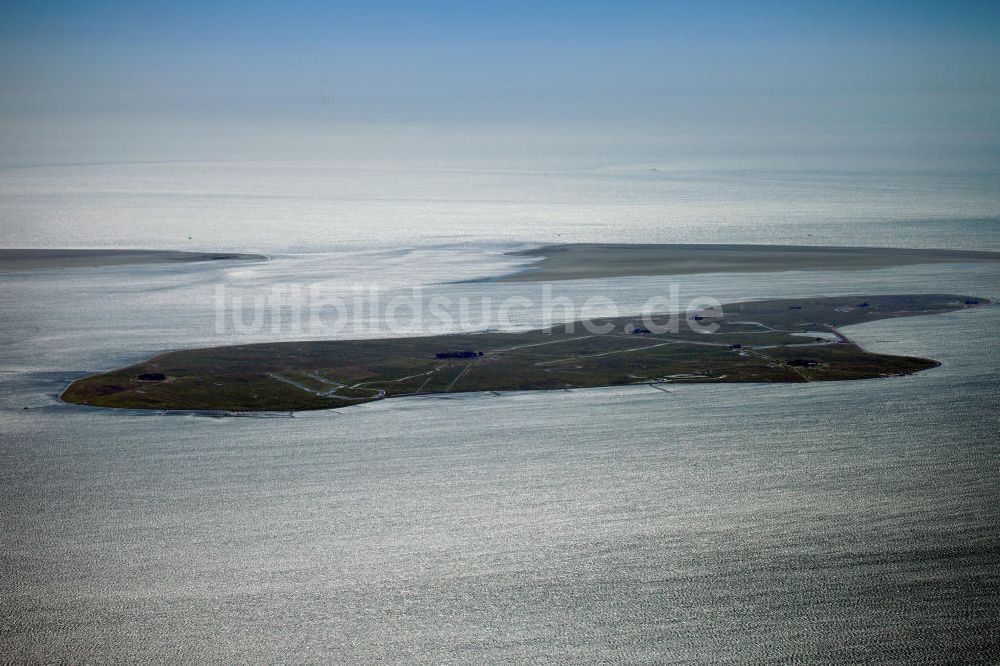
[0,249,265,272]
[501,244,1000,282]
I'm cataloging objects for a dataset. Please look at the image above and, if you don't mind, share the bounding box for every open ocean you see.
[1,156,998,663]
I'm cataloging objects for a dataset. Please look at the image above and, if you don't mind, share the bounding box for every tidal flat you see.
[0,249,265,272]
[502,243,1000,282]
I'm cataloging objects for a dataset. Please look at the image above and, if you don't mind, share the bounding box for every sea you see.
[1,149,998,663]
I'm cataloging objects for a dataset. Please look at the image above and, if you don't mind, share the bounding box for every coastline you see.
[0,248,266,272]
[499,243,1000,282]
[59,294,987,413]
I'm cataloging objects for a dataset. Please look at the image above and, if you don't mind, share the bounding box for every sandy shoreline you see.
[0,249,266,272]
[501,243,1000,282]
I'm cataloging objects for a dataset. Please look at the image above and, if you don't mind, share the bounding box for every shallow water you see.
[1,246,998,663]
[2,159,998,253]
[2,151,1000,661]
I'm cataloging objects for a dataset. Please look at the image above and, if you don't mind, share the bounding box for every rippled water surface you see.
[2,248,998,663]
[1,158,999,662]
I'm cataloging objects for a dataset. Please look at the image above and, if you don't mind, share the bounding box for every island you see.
[61,294,989,413]
[500,244,1000,282]
[0,249,265,272]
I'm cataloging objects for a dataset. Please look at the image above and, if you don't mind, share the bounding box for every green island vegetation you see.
[61,294,989,413]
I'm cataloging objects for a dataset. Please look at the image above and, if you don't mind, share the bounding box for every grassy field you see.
[61,294,989,412]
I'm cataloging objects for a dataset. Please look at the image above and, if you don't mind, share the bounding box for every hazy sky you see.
[2,1,999,164]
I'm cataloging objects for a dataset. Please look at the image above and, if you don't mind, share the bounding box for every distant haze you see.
[2,1,999,166]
